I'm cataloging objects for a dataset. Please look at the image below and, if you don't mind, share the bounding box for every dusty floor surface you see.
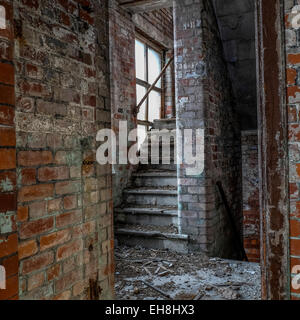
[115,245,261,300]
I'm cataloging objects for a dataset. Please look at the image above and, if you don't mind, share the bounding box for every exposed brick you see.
[101,239,114,255]
[18,80,50,98]
[0,105,14,125]
[55,269,81,293]
[56,239,83,261]
[0,148,16,170]
[0,127,15,148]
[47,198,62,213]
[56,210,82,228]
[10,0,115,300]
[17,206,29,222]
[0,233,18,259]
[38,166,69,182]
[29,200,47,219]
[73,220,96,238]
[287,68,297,85]
[20,168,36,185]
[63,195,77,210]
[22,251,54,275]
[19,217,54,239]
[40,229,71,251]
[72,280,86,297]
[25,63,43,80]
[16,97,34,113]
[291,238,300,256]
[0,62,14,85]
[18,184,54,202]
[18,239,38,260]
[288,53,300,65]
[18,151,53,167]
[55,181,80,195]
[47,264,61,281]
[291,219,300,238]
[0,84,14,105]
[36,100,67,117]
[28,272,44,291]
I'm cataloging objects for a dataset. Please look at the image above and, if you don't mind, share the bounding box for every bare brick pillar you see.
[174,0,242,257]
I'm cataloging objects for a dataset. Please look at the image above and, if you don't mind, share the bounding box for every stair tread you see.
[124,187,177,195]
[133,171,177,177]
[115,206,178,215]
[116,226,188,240]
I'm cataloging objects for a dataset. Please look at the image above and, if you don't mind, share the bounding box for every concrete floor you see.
[115,245,261,300]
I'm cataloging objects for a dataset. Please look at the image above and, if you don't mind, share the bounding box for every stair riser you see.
[117,234,188,253]
[125,194,178,206]
[138,157,176,164]
[116,213,178,227]
[139,164,177,171]
[133,176,177,187]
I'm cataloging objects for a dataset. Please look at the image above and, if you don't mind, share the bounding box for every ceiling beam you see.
[119,0,174,13]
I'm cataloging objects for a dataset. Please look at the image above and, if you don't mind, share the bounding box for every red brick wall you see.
[286,0,300,300]
[109,0,136,207]
[0,0,18,300]
[241,131,260,262]
[11,0,113,300]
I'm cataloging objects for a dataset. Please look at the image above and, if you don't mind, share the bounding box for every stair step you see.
[133,171,177,177]
[139,163,177,171]
[124,188,177,195]
[115,226,188,253]
[115,206,178,226]
[115,206,177,215]
[124,188,178,206]
[152,118,176,130]
[132,171,177,187]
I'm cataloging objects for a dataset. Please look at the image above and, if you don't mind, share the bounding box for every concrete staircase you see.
[115,119,189,253]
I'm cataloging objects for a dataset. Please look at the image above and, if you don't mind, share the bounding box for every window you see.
[135,37,163,148]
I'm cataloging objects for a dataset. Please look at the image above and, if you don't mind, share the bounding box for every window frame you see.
[135,34,164,124]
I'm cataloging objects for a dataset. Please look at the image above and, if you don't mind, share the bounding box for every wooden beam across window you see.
[119,0,173,13]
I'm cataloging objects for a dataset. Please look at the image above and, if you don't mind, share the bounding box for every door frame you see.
[256,0,290,300]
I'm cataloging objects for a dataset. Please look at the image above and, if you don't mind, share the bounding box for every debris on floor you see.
[115,245,261,300]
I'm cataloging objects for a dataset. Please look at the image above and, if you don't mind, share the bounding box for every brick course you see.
[12,0,114,300]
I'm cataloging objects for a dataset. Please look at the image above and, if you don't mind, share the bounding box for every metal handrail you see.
[135,55,174,115]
